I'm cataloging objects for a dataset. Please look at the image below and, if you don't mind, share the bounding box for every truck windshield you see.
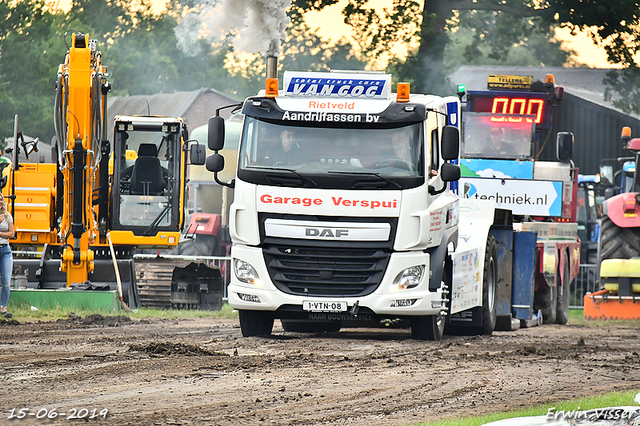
[462,113,534,160]
[238,117,424,179]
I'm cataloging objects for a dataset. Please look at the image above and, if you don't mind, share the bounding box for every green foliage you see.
[603,67,640,116]
[450,10,574,67]
[344,0,421,58]
[444,12,575,70]
[314,0,640,94]
[0,1,66,143]
[0,0,365,143]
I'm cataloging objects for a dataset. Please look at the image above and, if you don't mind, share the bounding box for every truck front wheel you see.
[478,235,498,335]
[411,315,444,341]
[411,261,450,341]
[238,310,274,337]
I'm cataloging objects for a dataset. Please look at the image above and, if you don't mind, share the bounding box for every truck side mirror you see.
[556,132,574,161]
[206,153,225,173]
[600,165,613,185]
[440,162,460,182]
[441,125,459,161]
[208,116,225,151]
[190,143,206,165]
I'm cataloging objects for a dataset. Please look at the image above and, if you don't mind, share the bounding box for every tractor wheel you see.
[598,216,640,261]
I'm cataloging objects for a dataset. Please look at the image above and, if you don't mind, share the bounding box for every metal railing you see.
[570,263,598,309]
[133,254,232,299]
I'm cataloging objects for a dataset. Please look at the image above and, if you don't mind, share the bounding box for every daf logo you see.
[305,228,349,238]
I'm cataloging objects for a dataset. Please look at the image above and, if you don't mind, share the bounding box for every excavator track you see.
[135,258,192,309]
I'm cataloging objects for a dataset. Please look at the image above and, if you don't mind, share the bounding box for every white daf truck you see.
[206,68,507,340]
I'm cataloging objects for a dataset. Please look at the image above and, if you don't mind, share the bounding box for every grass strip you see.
[416,389,640,426]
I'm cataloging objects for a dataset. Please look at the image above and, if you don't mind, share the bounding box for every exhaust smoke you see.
[174,0,291,57]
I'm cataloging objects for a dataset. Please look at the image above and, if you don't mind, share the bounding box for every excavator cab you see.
[111,116,185,237]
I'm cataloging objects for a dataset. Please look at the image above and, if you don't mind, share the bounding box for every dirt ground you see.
[1,315,639,426]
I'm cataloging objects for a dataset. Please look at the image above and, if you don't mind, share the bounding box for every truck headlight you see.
[391,265,425,291]
[234,258,261,285]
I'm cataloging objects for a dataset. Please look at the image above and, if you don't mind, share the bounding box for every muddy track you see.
[0,317,639,425]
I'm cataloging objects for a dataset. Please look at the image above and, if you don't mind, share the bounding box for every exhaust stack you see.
[266,55,278,79]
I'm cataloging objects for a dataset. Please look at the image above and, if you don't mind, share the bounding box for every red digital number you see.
[490,97,544,123]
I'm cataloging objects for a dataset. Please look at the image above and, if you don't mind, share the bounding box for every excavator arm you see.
[54,33,110,285]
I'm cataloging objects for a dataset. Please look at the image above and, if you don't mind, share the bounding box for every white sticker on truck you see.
[257,187,401,216]
[461,178,562,216]
[451,248,482,314]
[283,71,391,99]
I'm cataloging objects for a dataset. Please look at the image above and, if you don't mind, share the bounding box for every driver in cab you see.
[485,127,517,157]
[265,130,300,166]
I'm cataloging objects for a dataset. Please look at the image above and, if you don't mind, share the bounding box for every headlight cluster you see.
[234,258,261,285]
[392,265,425,291]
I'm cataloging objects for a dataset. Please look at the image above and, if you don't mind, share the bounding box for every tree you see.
[298,0,640,94]
[444,10,576,70]
[0,0,66,143]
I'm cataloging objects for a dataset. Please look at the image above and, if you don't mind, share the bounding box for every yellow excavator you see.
[4,33,206,307]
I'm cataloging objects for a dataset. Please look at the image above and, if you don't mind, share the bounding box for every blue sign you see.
[283,71,391,99]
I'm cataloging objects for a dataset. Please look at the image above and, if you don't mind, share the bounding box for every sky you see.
[53,0,614,68]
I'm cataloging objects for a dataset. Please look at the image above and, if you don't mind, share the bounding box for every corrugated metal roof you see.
[106,88,236,119]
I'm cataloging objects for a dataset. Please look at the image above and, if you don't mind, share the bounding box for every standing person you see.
[0,193,14,319]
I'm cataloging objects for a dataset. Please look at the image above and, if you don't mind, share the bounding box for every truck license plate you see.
[303,301,348,312]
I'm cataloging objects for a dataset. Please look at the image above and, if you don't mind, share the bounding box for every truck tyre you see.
[478,235,498,335]
[598,216,640,261]
[238,310,274,337]
[535,280,557,324]
[281,320,341,333]
[411,259,450,341]
[555,256,572,325]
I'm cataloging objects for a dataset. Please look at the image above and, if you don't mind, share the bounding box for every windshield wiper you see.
[246,166,318,187]
[143,201,172,236]
[328,170,402,189]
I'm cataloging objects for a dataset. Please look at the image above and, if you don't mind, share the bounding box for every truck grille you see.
[263,245,389,297]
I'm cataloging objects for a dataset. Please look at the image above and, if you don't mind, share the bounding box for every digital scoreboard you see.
[467,91,551,129]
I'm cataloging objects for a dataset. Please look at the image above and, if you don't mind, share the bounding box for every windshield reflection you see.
[462,113,535,159]
[239,118,424,178]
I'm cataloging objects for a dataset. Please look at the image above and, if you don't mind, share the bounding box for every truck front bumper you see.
[227,245,444,317]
